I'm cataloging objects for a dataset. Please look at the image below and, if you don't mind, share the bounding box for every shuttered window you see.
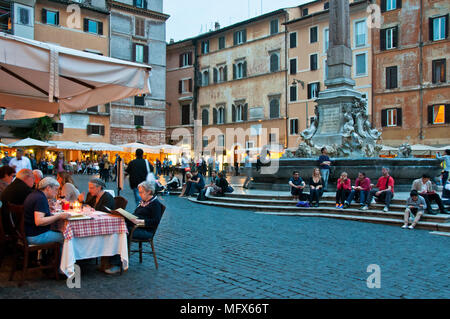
[289,119,298,135]
[87,125,105,135]
[381,26,398,50]
[134,115,144,126]
[52,122,64,134]
[290,32,297,48]
[429,15,449,41]
[307,82,320,99]
[428,104,450,125]
[270,53,279,72]
[432,59,446,83]
[270,19,278,35]
[386,66,398,89]
[381,108,402,127]
[290,58,297,75]
[310,54,318,71]
[135,17,145,37]
[83,18,103,35]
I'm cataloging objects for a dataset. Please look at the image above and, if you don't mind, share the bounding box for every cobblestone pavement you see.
[0,174,449,298]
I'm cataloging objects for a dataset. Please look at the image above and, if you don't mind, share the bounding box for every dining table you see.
[52,206,129,278]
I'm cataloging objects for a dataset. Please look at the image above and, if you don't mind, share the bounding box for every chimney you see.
[214,22,220,30]
[169,38,174,44]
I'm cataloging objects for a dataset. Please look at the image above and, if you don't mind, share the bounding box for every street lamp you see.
[292,79,308,128]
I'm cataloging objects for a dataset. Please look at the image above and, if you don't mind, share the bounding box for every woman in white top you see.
[56,171,80,202]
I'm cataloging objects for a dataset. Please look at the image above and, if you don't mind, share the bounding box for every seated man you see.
[362,167,394,212]
[1,169,35,237]
[184,169,205,196]
[166,172,181,191]
[24,177,70,245]
[343,172,371,209]
[32,169,43,190]
[289,171,306,201]
[402,190,427,230]
[411,174,448,215]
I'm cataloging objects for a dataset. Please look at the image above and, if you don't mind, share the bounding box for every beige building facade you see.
[195,9,296,164]
[165,38,196,150]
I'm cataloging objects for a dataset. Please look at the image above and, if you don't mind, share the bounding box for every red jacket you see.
[337,178,351,190]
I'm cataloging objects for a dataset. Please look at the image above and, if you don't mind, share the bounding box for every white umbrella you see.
[119,142,160,154]
[158,144,184,154]
[0,32,151,119]
[410,144,439,151]
[79,142,123,152]
[9,137,52,147]
[435,145,450,151]
[381,145,397,151]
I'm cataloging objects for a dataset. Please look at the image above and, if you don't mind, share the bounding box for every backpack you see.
[296,201,311,208]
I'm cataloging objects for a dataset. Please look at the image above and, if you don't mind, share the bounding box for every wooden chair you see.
[114,196,128,210]
[128,203,165,269]
[7,203,61,286]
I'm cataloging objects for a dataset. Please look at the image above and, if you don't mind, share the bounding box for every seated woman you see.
[179,172,192,197]
[57,171,80,202]
[335,172,351,208]
[309,168,324,207]
[127,181,163,240]
[24,177,70,245]
[104,181,164,273]
[77,178,114,213]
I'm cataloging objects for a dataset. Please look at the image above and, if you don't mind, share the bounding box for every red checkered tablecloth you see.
[63,213,128,241]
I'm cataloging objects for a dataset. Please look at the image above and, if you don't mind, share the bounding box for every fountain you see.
[250,0,441,191]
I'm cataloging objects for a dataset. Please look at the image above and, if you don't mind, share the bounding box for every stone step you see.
[204,196,450,222]
[223,192,409,205]
[187,198,450,232]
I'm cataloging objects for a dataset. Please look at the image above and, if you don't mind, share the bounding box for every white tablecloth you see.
[60,233,128,277]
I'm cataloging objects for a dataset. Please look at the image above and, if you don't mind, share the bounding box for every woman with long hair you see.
[54,152,66,175]
[56,171,80,202]
[309,168,324,207]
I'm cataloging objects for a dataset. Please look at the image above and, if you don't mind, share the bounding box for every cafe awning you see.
[47,141,91,151]
[0,32,151,119]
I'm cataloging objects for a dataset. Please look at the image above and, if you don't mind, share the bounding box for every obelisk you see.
[308,0,363,150]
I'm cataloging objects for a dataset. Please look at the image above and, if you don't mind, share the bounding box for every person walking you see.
[243,151,252,189]
[125,149,150,207]
[180,153,189,184]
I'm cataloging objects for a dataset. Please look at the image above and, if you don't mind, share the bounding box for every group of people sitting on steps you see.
[289,167,449,217]
[178,169,233,200]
